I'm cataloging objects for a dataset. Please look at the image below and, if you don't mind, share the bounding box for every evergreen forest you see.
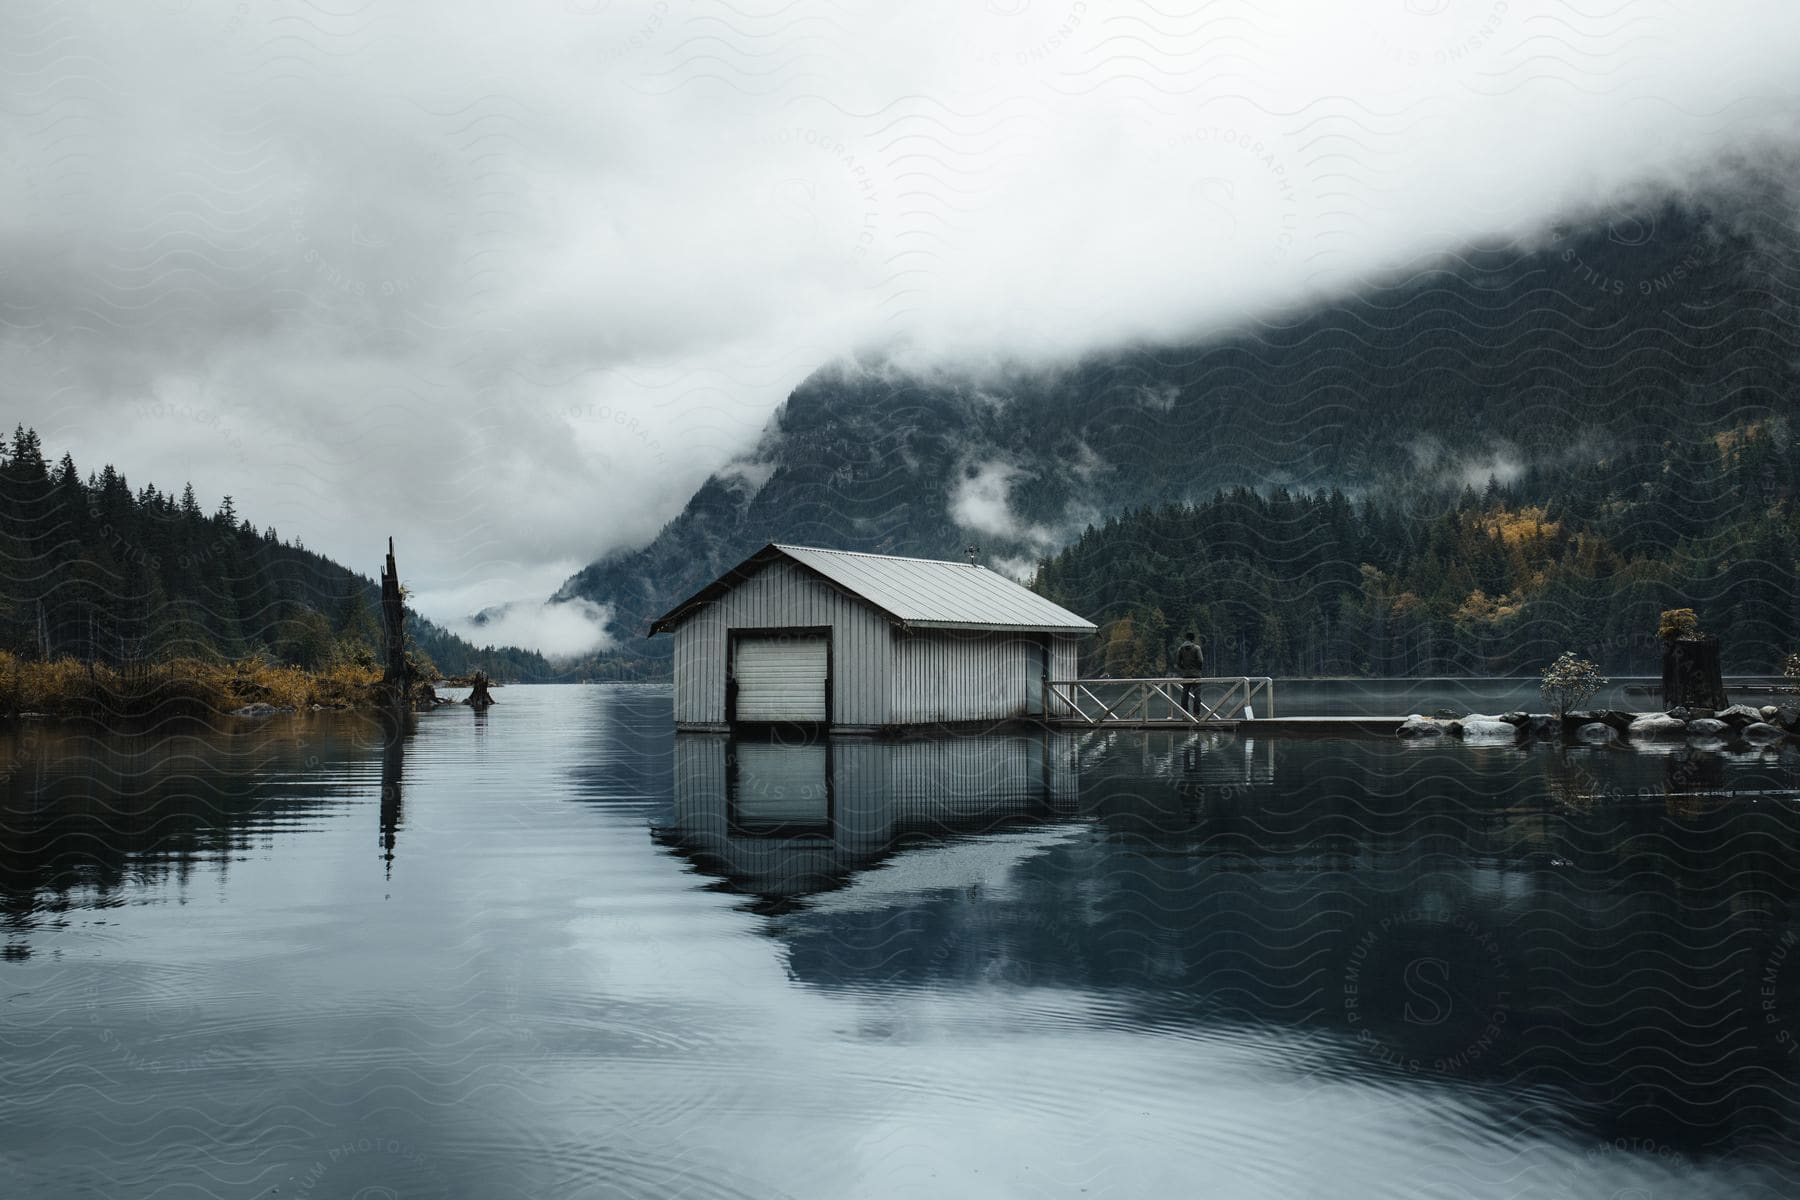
[0,427,555,682]
[1033,420,1800,678]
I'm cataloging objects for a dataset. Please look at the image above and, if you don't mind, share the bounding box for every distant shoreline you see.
[0,651,481,723]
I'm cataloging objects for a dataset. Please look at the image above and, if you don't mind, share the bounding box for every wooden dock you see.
[1045,675,1274,726]
[1043,674,1794,737]
[1043,677,1407,735]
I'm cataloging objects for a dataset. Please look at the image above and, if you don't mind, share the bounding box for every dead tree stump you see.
[464,671,495,708]
[380,536,412,705]
[1662,635,1727,710]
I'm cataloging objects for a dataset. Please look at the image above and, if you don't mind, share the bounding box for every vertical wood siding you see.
[671,560,893,726]
[890,629,1042,723]
[1045,635,1082,718]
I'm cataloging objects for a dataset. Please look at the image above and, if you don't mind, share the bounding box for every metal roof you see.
[775,545,1095,631]
[649,543,1096,635]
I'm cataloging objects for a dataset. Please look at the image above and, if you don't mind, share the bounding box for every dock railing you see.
[1043,676,1276,726]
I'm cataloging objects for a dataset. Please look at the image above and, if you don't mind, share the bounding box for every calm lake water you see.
[5,684,1800,1198]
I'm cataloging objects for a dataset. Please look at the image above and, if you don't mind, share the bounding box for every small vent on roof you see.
[964,544,980,565]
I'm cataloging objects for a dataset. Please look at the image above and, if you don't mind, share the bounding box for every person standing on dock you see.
[1175,631,1205,716]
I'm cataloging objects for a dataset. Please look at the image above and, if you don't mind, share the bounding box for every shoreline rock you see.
[1627,713,1688,740]
[1398,706,1797,749]
[1458,715,1519,740]
[1717,704,1764,727]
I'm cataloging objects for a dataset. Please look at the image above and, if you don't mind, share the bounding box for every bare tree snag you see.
[380,536,411,701]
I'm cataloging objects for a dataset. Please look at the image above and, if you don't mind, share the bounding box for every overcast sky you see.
[4,1,1798,654]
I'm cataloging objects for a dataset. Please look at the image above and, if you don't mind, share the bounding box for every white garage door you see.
[733,636,828,723]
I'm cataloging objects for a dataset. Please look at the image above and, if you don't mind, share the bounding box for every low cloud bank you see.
[447,598,614,661]
[3,1,1797,608]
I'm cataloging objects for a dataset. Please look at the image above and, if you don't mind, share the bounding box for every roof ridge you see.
[774,543,985,569]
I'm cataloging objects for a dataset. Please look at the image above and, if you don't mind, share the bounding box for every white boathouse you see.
[648,543,1096,732]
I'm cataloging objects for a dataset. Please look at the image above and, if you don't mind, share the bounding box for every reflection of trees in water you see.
[0,715,394,954]
[1538,741,1800,809]
[759,736,1800,1153]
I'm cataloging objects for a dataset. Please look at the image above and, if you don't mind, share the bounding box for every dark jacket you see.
[1175,639,1204,677]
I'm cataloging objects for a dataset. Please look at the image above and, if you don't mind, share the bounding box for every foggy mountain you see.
[554,195,1798,669]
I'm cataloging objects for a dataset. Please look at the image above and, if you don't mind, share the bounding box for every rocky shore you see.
[1397,703,1799,746]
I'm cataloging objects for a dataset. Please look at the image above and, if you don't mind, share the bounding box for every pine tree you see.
[335,583,382,656]
[10,426,44,479]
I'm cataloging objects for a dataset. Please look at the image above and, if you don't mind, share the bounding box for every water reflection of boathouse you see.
[656,730,1079,902]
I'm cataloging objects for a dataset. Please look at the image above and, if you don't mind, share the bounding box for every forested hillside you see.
[0,427,554,681]
[1033,420,1799,677]
[558,194,1800,668]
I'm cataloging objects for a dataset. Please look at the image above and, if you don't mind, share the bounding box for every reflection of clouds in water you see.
[14,688,1800,1196]
[800,827,1084,915]
[557,857,1640,1200]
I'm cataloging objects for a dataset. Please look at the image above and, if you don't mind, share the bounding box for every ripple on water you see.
[7,689,1800,1197]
